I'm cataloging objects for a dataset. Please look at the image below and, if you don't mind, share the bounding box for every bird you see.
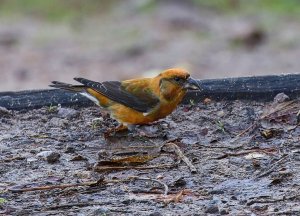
[50,68,201,137]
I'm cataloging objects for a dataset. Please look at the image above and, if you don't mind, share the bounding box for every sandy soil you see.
[1,97,300,215]
[1,1,300,91]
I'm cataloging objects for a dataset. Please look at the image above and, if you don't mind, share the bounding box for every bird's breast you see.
[106,89,186,125]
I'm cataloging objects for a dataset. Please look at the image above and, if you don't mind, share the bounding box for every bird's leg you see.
[104,124,128,138]
[115,124,128,132]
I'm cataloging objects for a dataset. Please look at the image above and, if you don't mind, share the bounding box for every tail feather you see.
[50,80,101,106]
[49,81,86,92]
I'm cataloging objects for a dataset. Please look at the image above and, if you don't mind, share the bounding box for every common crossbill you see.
[50,68,201,136]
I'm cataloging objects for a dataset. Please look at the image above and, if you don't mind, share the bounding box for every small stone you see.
[37,151,60,163]
[57,107,79,119]
[70,154,87,161]
[170,177,186,187]
[200,128,209,136]
[231,196,238,200]
[274,93,290,103]
[122,199,131,205]
[65,145,75,153]
[46,152,60,163]
[27,157,38,163]
[220,209,229,215]
[49,117,68,127]
[31,164,39,170]
[210,189,224,195]
[252,204,268,211]
[217,110,225,117]
[205,204,219,214]
[161,123,169,129]
[156,175,163,179]
[29,149,37,154]
[37,151,52,158]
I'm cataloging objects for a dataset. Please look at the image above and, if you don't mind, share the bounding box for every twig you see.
[247,191,300,206]
[8,175,168,195]
[254,154,290,179]
[163,142,197,174]
[93,176,168,195]
[1,156,26,163]
[44,202,133,214]
[45,202,110,210]
[260,100,297,120]
[112,145,160,150]
[8,178,105,193]
[275,210,300,215]
[216,147,277,159]
[163,189,185,204]
[236,122,259,137]
[93,162,177,172]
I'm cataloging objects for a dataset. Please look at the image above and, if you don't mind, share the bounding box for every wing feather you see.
[74,78,159,113]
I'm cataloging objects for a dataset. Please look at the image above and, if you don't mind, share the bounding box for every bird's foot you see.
[103,124,128,138]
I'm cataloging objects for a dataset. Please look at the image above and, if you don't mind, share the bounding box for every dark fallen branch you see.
[0,89,93,110]
[186,73,300,103]
[1,74,300,110]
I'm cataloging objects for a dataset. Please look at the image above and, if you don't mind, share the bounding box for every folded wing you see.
[73,78,159,113]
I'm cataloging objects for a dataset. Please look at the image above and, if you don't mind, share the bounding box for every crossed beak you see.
[184,77,201,90]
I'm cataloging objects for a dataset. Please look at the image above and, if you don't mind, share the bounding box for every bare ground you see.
[1,97,300,215]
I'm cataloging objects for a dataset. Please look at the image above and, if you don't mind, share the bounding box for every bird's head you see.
[156,68,201,100]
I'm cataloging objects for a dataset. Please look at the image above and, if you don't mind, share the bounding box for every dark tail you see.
[49,81,86,92]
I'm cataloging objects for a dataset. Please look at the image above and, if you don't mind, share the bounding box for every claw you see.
[103,124,128,138]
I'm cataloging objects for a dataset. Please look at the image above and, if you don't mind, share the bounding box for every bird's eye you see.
[174,77,181,82]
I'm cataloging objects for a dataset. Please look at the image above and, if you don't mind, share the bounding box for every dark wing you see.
[74,77,159,113]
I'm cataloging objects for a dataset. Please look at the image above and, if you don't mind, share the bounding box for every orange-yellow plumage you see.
[50,68,200,135]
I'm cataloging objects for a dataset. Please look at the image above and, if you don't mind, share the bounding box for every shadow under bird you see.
[50,68,201,136]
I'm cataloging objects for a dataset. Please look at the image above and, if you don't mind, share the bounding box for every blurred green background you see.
[1,0,300,90]
[2,0,300,20]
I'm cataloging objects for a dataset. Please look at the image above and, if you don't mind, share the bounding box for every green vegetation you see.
[193,0,300,16]
[215,120,226,134]
[47,105,59,113]
[0,198,7,205]
[0,0,116,21]
[0,0,300,22]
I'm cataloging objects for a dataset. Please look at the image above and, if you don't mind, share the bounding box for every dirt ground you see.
[1,1,300,91]
[1,96,300,215]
